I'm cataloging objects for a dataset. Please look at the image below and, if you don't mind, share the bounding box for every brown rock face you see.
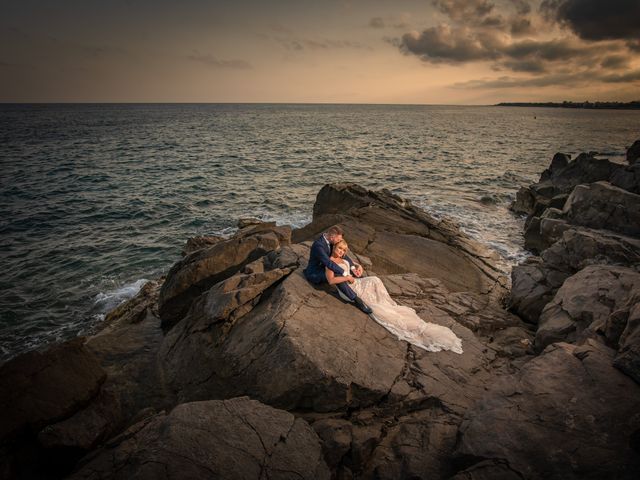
[455,340,640,480]
[70,397,330,480]
[627,139,640,165]
[562,181,640,237]
[158,223,291,330]
[0,338,106,443]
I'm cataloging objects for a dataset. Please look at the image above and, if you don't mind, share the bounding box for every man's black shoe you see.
[354,296,373,314]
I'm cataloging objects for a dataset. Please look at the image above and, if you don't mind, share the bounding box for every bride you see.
[326,240,463,354]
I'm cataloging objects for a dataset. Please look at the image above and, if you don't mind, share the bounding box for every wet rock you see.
[70,397,330,480]
[562,181,640,237]
[611,160,640,194]
[627,139,640,165]
[158,223,291,330]
[454,340,640,480]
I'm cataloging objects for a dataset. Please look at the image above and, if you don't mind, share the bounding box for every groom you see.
[303,225,373,314]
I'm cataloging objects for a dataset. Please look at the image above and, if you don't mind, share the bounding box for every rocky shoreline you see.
[1,140,639,479]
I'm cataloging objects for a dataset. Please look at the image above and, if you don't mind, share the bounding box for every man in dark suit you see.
[303,225,373,314]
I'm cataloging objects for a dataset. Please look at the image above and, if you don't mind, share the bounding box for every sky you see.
[1,0,639,104]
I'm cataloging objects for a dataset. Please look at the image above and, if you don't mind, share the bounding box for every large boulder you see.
[158,222,291,330]
[294,184,508,302]
[536,265,640,363]
[562,181,640,237]
[509,228,640,324]
[627,139,640,165]
[512,152,623,218]
[69,397,330,480]
[160,243,508,415]
[0,338,106,479]
[454,340,640,480]
[0,338,106,443]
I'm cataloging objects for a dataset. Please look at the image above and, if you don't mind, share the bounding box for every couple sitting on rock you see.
[304,226,463,354]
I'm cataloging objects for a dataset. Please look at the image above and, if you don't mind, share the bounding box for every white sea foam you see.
[93,278,148,314]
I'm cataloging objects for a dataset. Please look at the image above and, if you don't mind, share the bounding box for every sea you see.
[1,103,638,363]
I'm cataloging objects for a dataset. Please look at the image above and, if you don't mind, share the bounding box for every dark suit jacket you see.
[303,235,354,282]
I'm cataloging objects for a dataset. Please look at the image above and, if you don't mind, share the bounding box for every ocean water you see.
[1,103,638,363]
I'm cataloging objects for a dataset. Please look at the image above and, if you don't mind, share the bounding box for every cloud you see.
[276,37,370,51]
[400,25,504,63]
[81,45,127,58]
[541,0,640,41]
[600,55,630,70]
[510,0,531,15]
[369,17,385,29]
[455,67,640,89]
[187,53,252,69]
[432,0,495,23]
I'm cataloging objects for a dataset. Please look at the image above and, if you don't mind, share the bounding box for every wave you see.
[92,278,148,314]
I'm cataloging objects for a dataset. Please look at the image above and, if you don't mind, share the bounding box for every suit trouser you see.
[304,271,356,301]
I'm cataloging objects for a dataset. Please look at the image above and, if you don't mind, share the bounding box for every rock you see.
[70,397,330,480]
[158,223,291,330]
[509,228,640,324]
[627,139,640,165]
[508,260,569,324]
[513,152,623,220]
[454,340,640,480]
[0,338,106,479]
[237,217,267,229]
[161,252,498,414]
[181,235,223,256]
[511,186,536,215]
[0,338,106,443]
[294,184,509,302]
[535,265,640,353]
[614,300,640,384]
[562,181,640,237]
[611,163,640,194]
[545,152,623,193]
[539,152,570,182]
[77,279,171,449]
[541,227,640,273]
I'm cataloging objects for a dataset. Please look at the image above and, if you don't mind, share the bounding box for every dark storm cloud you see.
[398,0,640,80]
[400,27,610,68]
[400,26,501,63]
[541,0,640,41]
[187,53,252,69]
[510,17,534,36]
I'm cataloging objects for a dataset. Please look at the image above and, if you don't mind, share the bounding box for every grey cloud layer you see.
[397,0,639,87]
[541,0,640,41]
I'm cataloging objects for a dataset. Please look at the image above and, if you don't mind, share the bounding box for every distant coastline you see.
[497,101,640,110]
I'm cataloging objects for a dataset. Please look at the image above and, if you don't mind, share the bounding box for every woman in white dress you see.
[325,240,463,354]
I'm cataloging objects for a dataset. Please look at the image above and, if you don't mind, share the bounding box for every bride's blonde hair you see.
[333,239,348,256]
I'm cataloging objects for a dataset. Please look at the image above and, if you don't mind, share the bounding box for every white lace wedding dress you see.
[339,262,463,354]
